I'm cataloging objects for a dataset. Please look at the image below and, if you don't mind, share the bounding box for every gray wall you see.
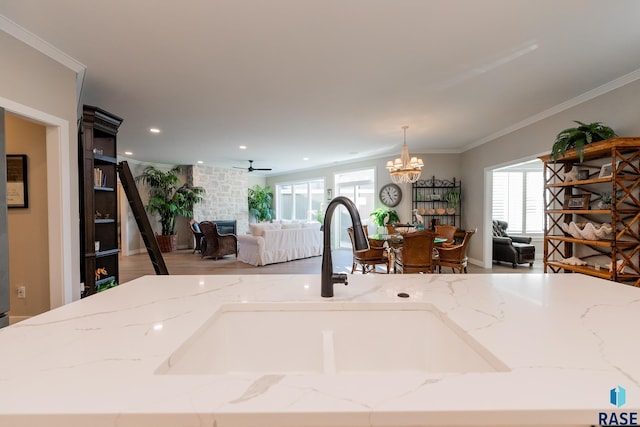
[461,76,640,265]
[0,31,79,303]
[266,154,461,226]
[266,76,640,268]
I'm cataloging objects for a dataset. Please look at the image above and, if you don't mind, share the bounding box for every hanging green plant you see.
[551,121,617,162]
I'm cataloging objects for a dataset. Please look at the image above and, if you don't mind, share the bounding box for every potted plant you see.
[598,191,612,210]
[445,190,460,214]
[551,121,617,162]
[136,165,206,252]
[96,278,118,293]
[370,207,400,231]
[248,185,274,222]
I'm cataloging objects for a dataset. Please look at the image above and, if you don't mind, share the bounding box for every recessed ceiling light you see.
[239,145,247,150]
[124,151,133,155]
[197,160,204,164]
[303,157,309,161]
[149,128,160,133]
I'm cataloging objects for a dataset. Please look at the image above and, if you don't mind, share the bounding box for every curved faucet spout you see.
[321,196,369,297]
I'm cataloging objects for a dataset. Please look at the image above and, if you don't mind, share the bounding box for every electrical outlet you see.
[17,286,26,299]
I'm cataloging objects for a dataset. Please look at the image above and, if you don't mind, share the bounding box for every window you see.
[276,179,325,221]
[492,160,543,235]
[334,168,375,247]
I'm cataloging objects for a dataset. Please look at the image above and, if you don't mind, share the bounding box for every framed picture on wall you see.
[6,154,28,208]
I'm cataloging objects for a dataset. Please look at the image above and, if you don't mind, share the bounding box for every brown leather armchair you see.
[199,221,238,259]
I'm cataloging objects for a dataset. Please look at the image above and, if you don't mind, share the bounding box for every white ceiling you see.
[2,0,640,175]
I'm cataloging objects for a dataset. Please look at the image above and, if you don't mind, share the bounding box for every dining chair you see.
[393,230,438,274]
[347,225,390,274]
[435,224,457,245]
[435,228,476,273]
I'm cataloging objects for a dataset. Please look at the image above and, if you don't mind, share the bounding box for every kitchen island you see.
[0,273,638,426]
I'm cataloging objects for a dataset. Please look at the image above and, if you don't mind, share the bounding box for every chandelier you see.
[386,125,424,184]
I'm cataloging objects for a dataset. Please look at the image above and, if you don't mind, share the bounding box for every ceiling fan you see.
[235,160,272,173]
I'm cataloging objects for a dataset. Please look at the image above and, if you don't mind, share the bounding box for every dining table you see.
[369,233,448,245]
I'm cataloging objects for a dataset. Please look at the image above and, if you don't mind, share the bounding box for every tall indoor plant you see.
[248,185,274,222]
[136,165,205,252]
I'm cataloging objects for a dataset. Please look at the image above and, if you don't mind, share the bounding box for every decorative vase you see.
[156,234,178,252]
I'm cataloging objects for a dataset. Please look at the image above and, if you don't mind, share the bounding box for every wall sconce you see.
[327,188,332,201]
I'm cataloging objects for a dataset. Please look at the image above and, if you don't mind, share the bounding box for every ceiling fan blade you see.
[243,160,272,171]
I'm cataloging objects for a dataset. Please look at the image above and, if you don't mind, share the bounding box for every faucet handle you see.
[332,273,348,286]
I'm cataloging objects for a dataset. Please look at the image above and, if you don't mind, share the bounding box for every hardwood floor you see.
[119,248,543,284]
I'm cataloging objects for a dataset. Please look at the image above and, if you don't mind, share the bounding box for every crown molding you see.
[463,67,640,152]
[0,14,86,108]
[0,14,85,72]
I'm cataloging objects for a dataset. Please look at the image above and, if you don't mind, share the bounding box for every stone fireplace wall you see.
[191,165,249,235]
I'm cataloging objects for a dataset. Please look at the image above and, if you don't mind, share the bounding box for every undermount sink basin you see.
[157,302,508,375]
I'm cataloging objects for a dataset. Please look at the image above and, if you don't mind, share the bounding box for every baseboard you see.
[124,245,192,256]
[468,257,483,267]
[125,248,146,256]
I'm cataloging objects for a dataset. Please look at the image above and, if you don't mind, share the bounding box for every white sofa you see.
[237,222,323,266]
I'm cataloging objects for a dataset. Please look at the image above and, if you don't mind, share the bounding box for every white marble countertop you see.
[0,273,639,427]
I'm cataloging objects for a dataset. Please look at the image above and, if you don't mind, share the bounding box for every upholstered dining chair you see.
[393,229,438,274]
[199,221,238,260]
[435,224,457,245]
[347,225,390,274]
[435,228,476,273]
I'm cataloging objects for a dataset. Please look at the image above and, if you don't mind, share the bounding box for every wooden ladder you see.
[118,161,169,275]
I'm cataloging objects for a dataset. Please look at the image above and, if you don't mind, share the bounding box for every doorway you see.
[483,156,545,269]
[1,96,75,311]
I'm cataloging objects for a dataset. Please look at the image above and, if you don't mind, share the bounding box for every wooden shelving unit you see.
[79,105,124,297]
[539,137,640,286]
